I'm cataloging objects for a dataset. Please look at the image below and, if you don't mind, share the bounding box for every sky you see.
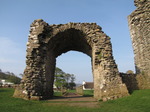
[0,0,136,83]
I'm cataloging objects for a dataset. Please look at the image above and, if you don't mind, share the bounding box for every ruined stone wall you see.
[120,73,150,92]
[120,73,139,93]
[128,0,150,76]
[76,86,83,95]
[14,19,129,101]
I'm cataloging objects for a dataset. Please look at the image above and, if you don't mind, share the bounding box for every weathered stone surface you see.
[128,0,150,77]
[14,20,129,101]
[120,73,150,92]
[128,0,150,89]
[134,0,148,7]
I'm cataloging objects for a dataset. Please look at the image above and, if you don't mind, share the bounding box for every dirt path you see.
[47,93,99,108]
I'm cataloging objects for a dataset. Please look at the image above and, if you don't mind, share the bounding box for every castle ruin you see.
[13,0,150,101]
[128,0,150,76]
[13,20,129,101]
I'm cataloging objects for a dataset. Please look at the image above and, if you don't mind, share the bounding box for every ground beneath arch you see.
[47,93,99,108]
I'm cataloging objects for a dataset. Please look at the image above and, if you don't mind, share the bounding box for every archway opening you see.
[45,28,93,98]
[56,51,93,84]
[56,51,94,97]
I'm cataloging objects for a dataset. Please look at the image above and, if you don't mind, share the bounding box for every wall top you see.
[134,0,149,7]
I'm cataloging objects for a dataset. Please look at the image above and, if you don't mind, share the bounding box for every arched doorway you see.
[45,28,92,98]
[14,19,129,101]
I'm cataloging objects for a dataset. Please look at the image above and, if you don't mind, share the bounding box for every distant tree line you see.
[55,67,76,90]
[0,69,21,84]
[0,67,76,88]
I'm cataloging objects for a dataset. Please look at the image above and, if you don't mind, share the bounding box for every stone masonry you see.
[13,19,129,101]
[128,0,150,76]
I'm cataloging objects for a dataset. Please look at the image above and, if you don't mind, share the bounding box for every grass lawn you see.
[54,89,94,96]
[83,90,94,97]
[0,88,150,112]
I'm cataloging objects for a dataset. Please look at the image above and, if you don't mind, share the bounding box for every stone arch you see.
[14,19,129,101]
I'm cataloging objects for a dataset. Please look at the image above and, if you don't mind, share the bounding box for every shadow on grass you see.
[0,88,9,92]
[83,95,93,97]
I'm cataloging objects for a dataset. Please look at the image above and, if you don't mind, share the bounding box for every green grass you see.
[0,88,150,112]
[54,91,62,96]
[54,89,94,97]
[83,90,94,97]
[67,89,76,93]
[53,89,76,96]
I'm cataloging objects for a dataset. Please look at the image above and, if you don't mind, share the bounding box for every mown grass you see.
[0,88,150,112]
[83,90,94,97]
[54,89,94,97]
[53,91,62,97]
